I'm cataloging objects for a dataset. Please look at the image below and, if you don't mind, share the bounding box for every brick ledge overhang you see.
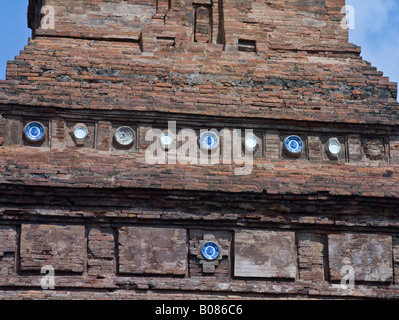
[0,147,398,198]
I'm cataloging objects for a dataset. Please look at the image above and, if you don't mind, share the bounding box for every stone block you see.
[234,230,297,279]
[118,226,187,275]
[20,224,86,273]
[328,233,393,282]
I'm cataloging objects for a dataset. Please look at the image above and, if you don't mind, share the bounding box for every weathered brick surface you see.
[88,228,115,276]
[0,226,17,276]
[0,0,398,299]
[0,0,396,126]
[20,224,86,273]
[328,233,393,282]
[118,227,187,275]
[234,230,297,279]
[297,233,325,282]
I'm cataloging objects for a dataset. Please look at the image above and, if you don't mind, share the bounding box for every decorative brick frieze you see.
[363,137,388,161]
[0,213,398,298]
[4,117,23,146]
[189,230,231,276]
[0,113,395,165]
[347,134,362,162]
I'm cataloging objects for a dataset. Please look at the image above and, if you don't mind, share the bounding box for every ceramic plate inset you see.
[284,135,303,157]
[115,126,135,147]
[159,132,174,149]
[327,139,341,159]
[199,132,219,150]
[73,126,88,140]
[24,122,45,142]
[201,242,220,261]
[244,134,258,152]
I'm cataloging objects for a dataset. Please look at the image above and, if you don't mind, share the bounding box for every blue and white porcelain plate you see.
[201,242,220,261]
[115,126,134,146]
[25,122,45,142]
[200,132,219,150]
[284,135,303,154]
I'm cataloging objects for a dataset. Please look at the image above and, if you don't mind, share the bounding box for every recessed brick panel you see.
[0,226,17,275]
[297,233,325,281]
[88,228,115,276]
[328,233,393,282]
[20,224,86,273]
[234,230,297,279]
[118,226,187,275]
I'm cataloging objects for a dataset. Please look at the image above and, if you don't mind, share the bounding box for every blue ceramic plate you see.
[284,135,303,154]
[200,132,219,150]
[25,122,45,142]
[201,242,220,261]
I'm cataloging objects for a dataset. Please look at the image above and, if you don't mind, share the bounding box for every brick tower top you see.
[27,0,350,50]
[5,0,393,125]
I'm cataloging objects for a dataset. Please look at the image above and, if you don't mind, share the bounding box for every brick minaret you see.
[0,0,398,299]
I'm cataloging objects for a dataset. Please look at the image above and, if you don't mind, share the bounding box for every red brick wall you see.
[0,0,398,299]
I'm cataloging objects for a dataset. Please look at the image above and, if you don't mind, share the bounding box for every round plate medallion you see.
[73,126,88,140]
[199,132,219,150]
[24,122,45,142]
[114,126,135,147]
[284,135,303,157]
[326,138,341,159]
[159,132,174,149]
[244,134,258,152]
[201,242,220,261]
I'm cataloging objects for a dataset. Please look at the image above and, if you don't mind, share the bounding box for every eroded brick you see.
[328,233,393,282]
[20,224,86,273]
[118,226,187,275]
[234,230,297,279]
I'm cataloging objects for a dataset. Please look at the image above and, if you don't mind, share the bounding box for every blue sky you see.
[0,1,31,79]
[0,0,398,101]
